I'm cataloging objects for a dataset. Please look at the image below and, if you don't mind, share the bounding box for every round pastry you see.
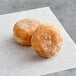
[13,18,42,45]
[31,24,63,57]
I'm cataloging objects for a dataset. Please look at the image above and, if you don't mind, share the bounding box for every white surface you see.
[0,7,76,76]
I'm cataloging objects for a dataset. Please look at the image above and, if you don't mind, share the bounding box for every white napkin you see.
[0,7,76,76]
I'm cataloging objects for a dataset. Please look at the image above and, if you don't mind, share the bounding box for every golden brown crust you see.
[13,18,42,45]
[31,24,63,57]
[13,34,31,45]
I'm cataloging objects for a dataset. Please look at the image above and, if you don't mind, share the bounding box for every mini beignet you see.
[31,24,63,57]
[13,18,42,45]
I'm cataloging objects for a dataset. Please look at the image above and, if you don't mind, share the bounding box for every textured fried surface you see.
[31,24,63,57]
[13,18,42,45]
